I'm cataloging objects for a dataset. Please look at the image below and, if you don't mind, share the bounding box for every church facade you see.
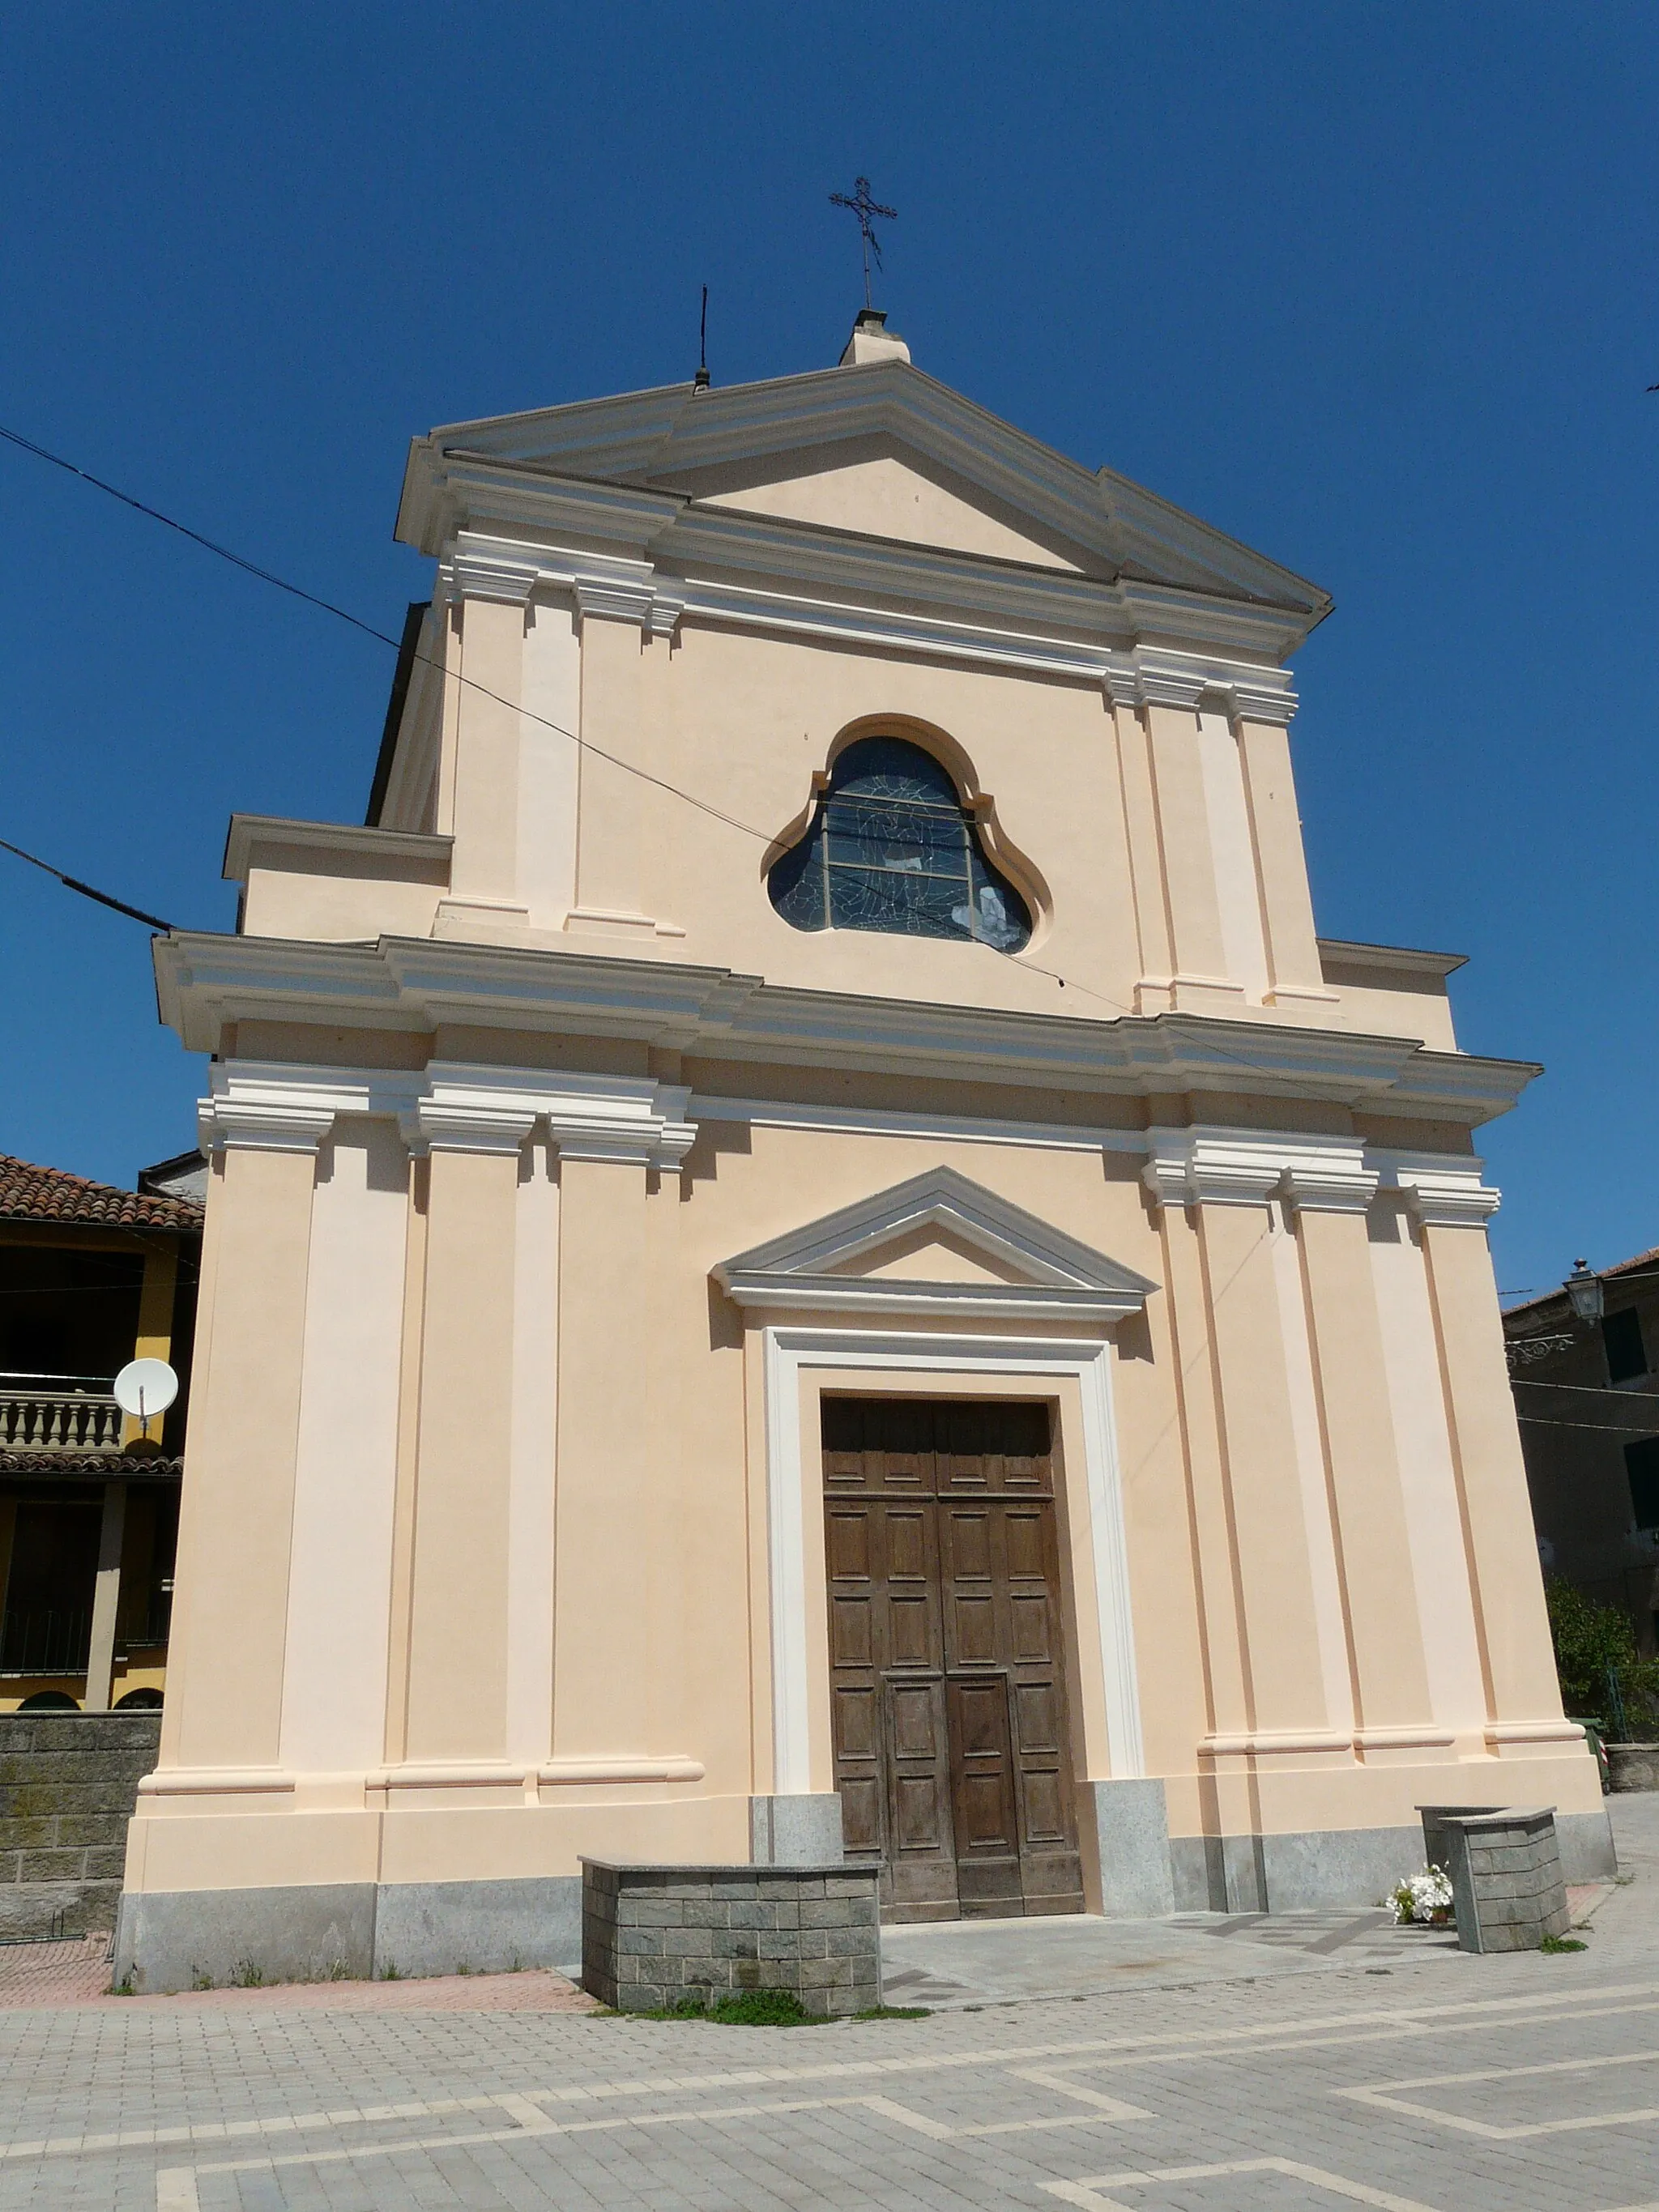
[118,312,1608,1987]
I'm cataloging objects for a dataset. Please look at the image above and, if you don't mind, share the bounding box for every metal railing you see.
[0,1609,92,1675]
[0,1375,123,1455]
[121,1594,173,1649]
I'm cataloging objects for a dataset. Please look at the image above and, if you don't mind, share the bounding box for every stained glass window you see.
[768,736,1032,953]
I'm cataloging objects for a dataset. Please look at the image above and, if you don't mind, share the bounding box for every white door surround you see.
[759,1325,1145,1801]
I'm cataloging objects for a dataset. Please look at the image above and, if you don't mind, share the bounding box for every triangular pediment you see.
[399,360,1329,618]
[684,437,1088,572]
[712,1166,1158,1323]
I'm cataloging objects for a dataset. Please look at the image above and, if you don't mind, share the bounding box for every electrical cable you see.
[1517,1414,1659,1437]
[0,835,176,934]
[1512,1379,1659,1404]
[0,415,1508,1120]
[0,420,776,857]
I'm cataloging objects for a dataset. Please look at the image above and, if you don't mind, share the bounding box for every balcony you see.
[0,1375,123,1455]
[0,1594,172,1678]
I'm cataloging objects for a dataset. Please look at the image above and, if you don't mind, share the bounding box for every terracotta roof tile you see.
[0,1156,203,1234]
[0,1452,183,1479]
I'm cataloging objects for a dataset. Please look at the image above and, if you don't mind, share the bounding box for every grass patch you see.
[612,1987,925,2027]
[1539,1934,1588,1954]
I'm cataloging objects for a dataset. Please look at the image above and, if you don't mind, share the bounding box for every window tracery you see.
[767,736,1031,953]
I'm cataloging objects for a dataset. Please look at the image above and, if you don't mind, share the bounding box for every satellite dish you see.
[113,1358,178,1423]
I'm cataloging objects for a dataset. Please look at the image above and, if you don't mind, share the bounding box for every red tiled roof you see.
[0,1452,184,1479]
[0,1156,203,1234]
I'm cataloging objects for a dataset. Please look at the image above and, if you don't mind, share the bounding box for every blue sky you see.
[2,3,1654,1302]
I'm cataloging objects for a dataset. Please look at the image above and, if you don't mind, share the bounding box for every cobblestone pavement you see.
[0,1800,1652,2210]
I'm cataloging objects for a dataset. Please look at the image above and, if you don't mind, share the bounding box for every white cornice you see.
[1146,1127,1380,1212]
[200,1059,695,1172]
[1372,1149,1502,1225]
[157,935,1538,1130]
[431,518,1308,680]
[1103,646,1298,726]
[223,815,452,887]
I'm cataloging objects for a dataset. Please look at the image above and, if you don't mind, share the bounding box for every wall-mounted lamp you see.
[1565,1258,1605,1326]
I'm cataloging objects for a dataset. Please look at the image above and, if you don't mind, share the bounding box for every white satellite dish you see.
[113,1358,178,1426]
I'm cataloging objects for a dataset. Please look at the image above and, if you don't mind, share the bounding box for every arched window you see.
[768,736,1032,952]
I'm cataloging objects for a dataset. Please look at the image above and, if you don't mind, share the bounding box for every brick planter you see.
[1419,1805,1569,1954]
[581,1860,881,2017]
[1606,1743,1659,1792]
[0,1711,161,1938]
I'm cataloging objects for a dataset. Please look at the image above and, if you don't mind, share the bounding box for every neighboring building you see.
[0,1155,200,1711]
[121,310,1606,1988]
[1506,1251,1659,1659]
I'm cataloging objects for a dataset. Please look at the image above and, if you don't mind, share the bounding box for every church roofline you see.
[397,358,1331,633]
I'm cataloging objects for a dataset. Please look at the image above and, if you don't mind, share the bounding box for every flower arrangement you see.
[1386,1867,1454,1926]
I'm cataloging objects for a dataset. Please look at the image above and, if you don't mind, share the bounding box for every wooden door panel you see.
[834,1682,880,1758]
[830,1597,872,1666]
[1004,1510,1047,1580]
[946,1509,993,1578]
[838,1775,883,1855]
[1008,1594,1053,1665]
[885,1509,930,1582]
[825,1508,871,1575]
[1012,1679,1062,1753]
[886,1596,930,1667]
[824,1396,1078,1922]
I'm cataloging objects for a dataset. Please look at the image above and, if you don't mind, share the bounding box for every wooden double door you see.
[822,1396,1085,1922]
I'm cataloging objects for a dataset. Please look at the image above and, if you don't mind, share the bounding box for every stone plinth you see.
[1606,1743,1659,1792]
[581,1860,881,2017]
[1419,1805,1569,1954]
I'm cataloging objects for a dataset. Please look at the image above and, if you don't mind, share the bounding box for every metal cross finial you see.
[829,175,898,310]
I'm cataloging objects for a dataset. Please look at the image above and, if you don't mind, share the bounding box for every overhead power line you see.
[0,415,1480,1113]
[0,834,175,933]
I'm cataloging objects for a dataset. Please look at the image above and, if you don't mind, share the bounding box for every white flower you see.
[1386,1867,1454,1923]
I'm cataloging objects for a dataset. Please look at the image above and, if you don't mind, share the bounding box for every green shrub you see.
[1545,1579,1659,1731]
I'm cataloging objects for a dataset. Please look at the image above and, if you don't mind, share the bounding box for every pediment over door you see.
[712,1166,1158,1324]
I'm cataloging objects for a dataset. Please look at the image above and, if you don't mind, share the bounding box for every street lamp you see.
[1565,1258,1604,1326]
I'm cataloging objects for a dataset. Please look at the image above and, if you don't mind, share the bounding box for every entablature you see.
[155,931,1537,1132]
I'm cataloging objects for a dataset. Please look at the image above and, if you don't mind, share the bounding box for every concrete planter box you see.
[581,1860,881,2017]
[1606,1743,1659,1792]
[1418,1805,1569,1954]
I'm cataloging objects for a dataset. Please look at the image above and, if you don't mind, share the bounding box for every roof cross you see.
[829,175,898,310]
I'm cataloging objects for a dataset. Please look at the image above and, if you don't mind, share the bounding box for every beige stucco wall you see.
[228,572,1456,1048]
[137,367,1591,1914]
[125,1047,1599,1904]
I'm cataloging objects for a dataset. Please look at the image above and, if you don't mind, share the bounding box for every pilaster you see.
[400,1100,533,1763]
[167,1110,322,1771]
[1408,1185,1576,1749]
[565,604,663,938]
[1234,715,1330,1004]
[1145,1133,1341,1817]
[1141,699,1233,1005]
[443,586,531,918]
[1282,1159,1442,1750]
[551,1151,656,1761]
